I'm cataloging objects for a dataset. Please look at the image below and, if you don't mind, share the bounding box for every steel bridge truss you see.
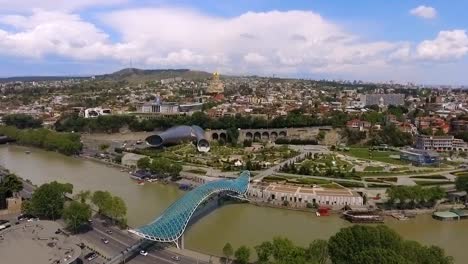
[129,171,250,248]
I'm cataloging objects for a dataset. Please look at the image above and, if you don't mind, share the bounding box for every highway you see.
[81,217,210,264]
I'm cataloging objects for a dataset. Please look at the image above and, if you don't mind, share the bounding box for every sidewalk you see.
[166,247,222,264]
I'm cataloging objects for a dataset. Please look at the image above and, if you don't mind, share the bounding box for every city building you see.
[346,119,371,131]
[451,119,468,134]
[146,125,210,152]
[248,183,363,207]
[415,135,468,151]
[137,100,202,115]
[84,107,111,118]
[360,93,405,106]
[399,148,440,166]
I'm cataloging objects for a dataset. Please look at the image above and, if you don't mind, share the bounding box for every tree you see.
[99,143,110,151]
[91,191,127,224]
[234,246,250,264]
[137,157,151,170]
[255,241,273,263]
[455,176,468,193]
[317,131,326,141]
[0,173,23,197]
[91,190,113,214]
[3,114,42,129]
[328,225,453,264]
[28,181,73,220]
[222,243,234,263]
[108,196,127,223]
[74,190,91,204]
[226,127,240,145]
[305,240,329,264]
[328,225,402,264]
[243,140,252,147]
[62,201,91,233]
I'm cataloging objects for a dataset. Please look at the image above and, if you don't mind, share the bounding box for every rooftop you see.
[0,220,81,264]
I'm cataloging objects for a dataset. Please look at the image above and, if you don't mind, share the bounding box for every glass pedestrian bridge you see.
[129,171,250,247]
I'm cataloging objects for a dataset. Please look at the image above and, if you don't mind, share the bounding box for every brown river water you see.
[1,145,467,263]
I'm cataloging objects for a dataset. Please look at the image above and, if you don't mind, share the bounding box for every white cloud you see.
[410,5,437,19]
[243,52,268,64]
[0,10,112,59]
[0,7,467,83]
[416,30,468,60]
[100,8,405,74]
[0,0,127,12]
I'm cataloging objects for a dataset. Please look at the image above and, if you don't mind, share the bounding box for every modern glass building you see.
[399,148,439,166]
[145,125,210,152]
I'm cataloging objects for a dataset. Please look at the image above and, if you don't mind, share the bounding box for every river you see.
[1,145,467,263]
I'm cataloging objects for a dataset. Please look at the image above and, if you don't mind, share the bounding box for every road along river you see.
[1,145,467,263]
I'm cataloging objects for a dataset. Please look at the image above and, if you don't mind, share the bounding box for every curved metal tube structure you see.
[129,171,250,246]
[145,125,210,152]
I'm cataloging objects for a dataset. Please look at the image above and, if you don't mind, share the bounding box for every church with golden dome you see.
[206,71,224,95]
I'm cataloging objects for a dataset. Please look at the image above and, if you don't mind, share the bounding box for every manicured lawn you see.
[334,181,365,188]
[414,180,453,186]
[363,166,384,172]
[342,148,409,165]
[289,177,331,185]
[367,183,392,188]
[409,175,447,180]
[321,183,345,189]
[185,168,207,175]
[454,171,468,177]
[365,177,398,183]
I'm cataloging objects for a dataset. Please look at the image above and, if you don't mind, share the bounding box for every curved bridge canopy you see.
[129,171,250,244]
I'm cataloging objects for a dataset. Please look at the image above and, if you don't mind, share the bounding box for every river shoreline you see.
[3,144,445,217]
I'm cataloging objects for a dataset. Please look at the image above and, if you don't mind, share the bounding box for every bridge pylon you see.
[175,234,185,250]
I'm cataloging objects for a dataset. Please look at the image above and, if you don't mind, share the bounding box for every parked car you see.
[106,230,113,234]
[171,256,181,261]
[84,252,98,261]
[17,214,37,221]
[101,238,109,244]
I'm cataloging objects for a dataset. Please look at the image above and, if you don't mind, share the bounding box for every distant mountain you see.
[0,75,88,83]
[0,68,214,84]
[97,68,213,83]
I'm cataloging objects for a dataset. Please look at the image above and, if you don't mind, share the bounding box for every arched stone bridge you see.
[205,126,332,142]
[207,128,288,142]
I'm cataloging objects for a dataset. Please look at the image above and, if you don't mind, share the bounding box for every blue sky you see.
[0,0,467,84]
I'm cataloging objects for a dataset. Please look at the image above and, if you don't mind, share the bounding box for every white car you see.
[139,250,148,256]
[172,256,180,261]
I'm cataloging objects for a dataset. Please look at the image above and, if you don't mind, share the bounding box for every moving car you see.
[101,238,109,244]
[139,250,148,256]
[171,256,181,261]
[106,230,113,234]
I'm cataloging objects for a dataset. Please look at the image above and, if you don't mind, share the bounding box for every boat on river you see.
[137,180,145,186]
[391,213,409,221]
[343,210,384,223]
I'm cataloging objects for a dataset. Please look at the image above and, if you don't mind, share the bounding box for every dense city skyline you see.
[0,1,468,84]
